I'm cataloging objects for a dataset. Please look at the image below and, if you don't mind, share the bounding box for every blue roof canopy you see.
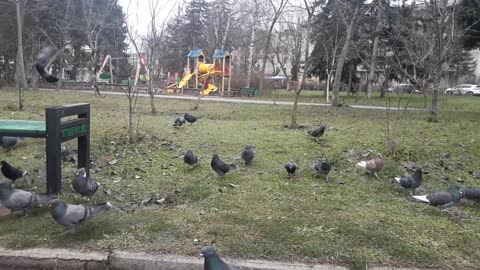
[187,49,204,58]
[213,49,231,59]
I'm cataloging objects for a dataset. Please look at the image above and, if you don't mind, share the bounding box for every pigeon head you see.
[212,154,219,160]
[76,168,87,178]
[0,161,6,166]
[0,180,13,190]
[199,245,217,258]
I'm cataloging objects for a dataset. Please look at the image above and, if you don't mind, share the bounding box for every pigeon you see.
[35,46,59,83]
[395,168,422,195]
[306,125,326,139]
[211,154,236,176]
[71,168,100,198]
[413,186,462,209]
[50,199,112,234]
[184,149,199,167]
[1,136,24,151]
[0,181,57,214]
[285,162,298,179]
[184,113,201,124]
[461,188,480,202]
[173,117,186,127]
[311,158,332,181]
[241,145,255,165]
[356,157,384,179]
[1,161,27,182]
[200,245,237,270]
[61,144,78,160]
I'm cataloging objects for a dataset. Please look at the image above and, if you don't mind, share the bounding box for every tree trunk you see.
[291,91,301,128]
[147,79,157,114]
[367,1,382,98]
[221,15,231,50]
[429,72,441,122]
[15,0,27,110]
[332,3,359,106]
[258,23,275,94]
[245,26,256,88]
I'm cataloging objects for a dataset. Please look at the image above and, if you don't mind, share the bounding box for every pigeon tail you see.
[88,202,112,218]
[394,177,401,183]
[356,161,367,168]
[412,195,429,203]
[35,193,58,206]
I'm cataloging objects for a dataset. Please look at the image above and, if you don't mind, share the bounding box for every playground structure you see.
[96,53,149,88]
[168,49,232,96]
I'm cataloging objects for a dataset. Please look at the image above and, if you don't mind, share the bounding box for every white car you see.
[444,84,480,96]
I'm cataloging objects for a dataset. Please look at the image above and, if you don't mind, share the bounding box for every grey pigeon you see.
[184,149,199,167]
[462,188,480,202]
[356,157,384,179]
[211,154,236,176]
[173,117,186,127]
[0,181,56,214]
[61,144,78,160]
[285,162,298,179]
[413,186,462,209]
[184,113,201,124]
[200,245,237,270]
[1,136,23,151]
[50,199,111,233]
[71,168,100,198]
[1,160,27,182]
[241,145,255,165]
[35,46,59,83]
[311,158,332,181]
[395,168,422,195]
[306,125,326,139]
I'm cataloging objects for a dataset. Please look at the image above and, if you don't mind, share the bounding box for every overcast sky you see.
[118,0,180,35]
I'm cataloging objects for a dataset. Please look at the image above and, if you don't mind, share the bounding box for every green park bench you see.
[238,87,259,97]
[0,104,90,194]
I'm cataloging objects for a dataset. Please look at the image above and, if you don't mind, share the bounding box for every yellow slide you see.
[203,83,218,96]
[178,72,194,88]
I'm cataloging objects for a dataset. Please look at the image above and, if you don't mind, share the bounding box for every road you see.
[39,88,425,111]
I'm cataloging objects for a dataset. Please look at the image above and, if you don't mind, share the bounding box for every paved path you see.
[39,88,425,111]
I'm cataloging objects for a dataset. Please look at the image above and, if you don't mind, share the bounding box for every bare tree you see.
[291,0,315,128]
[258,0,289,94]
[331,0,361,106]
[245,0,259,88]
[79,0,115,96]
[366,0,383,98]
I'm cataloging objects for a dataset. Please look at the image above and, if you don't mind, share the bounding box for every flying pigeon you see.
[200,245,237,270]
[184,113,201,124]
[241,145,255,165]
[35,46,60,83]
[61,144,78,160]
[211,154,236,176]
[395,168,422,195]
[356,157,384,179]
[0,136,24,151]
[285,162,298,179]
[71,168,100,198]
[1,161,27,182]
[0,181,56,214]
[306,125,326,139]
[173,117,186,127]
[311,158,332,181]
[50,199,112,234]
[184,149,199,167]
[461,188,480,202]
[413,186,462,209]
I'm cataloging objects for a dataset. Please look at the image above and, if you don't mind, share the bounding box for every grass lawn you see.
[259,89,480,112]
[0,89,480,269]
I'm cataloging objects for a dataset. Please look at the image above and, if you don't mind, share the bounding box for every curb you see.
[0,247,438,270]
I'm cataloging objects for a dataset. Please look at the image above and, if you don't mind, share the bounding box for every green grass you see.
[258,89,480,113]
[1,88,480,269]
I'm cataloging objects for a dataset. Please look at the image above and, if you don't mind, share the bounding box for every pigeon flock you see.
[1,46,478,268]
